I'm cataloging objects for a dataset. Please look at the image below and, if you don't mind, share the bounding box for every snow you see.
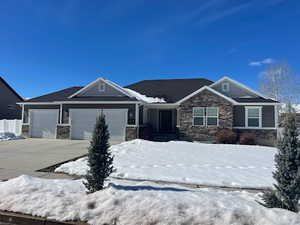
[56,139,277,189]
[0,175,299,225]
[124,88,166,103]
[0,132,21,141]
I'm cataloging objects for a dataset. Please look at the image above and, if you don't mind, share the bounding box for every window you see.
[246,107,261,128]
[193,107,219,126]
[206,107,218,126]
[193,107,205,126]
[98,82,105,92]
[222,82,230,92]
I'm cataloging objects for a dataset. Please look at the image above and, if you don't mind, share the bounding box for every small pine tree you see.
[261,104,300,212]
[84,114,114,193]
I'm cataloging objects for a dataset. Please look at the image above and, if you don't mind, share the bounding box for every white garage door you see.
[70,108,127,142]
[30,109,59,139]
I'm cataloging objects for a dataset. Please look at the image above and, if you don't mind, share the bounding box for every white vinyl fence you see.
[0,119,22,136]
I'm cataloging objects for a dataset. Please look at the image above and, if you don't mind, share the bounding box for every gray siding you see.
[262,105,275,127]
[78,80,125,97]
[212,80,257,98]
[233,105,275,127]
[233,106,245,127]
[0,80,22,119]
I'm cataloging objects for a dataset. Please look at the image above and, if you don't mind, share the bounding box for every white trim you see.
[59,104,63,124]
[275,105,279,128]
[192,107,205,126]
[245,106,262,128]
[221,82,230,92]
[18,101,140,105]
[210,76,268,99]
[21,104,24,123]
[206,107,219,127]
[68,77,132,99]
[145,103,179,109]
[176,86,238,105]
[233,127,277,130]
[135,103,139,126]
[235,102,280,106]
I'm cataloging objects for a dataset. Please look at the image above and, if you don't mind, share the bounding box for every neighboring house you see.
[0,77,23,120]
[19,76,279,145]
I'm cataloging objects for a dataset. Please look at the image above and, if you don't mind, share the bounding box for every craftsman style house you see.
[19,76,279,145]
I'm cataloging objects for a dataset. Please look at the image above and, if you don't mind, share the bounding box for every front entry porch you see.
[142,106,178,141]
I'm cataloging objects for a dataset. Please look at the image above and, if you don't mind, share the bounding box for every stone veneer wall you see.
[234,129,277,146]
[21,124,30,138]
[126,126,138,141]
[178,89,233,142]
[56,125,71,139]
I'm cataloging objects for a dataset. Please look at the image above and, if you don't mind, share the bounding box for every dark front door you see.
[159,110,173,133]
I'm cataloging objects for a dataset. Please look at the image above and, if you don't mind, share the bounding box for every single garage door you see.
[70,108,127,142]
[30,109,59,138]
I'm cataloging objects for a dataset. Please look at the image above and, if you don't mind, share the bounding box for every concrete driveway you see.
[0,138,90,180]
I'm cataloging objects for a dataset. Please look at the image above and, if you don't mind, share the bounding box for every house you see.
[19,76,279,145]
[0,77,23,120]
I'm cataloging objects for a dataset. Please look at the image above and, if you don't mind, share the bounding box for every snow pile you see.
[0,175,299,225]
[56,139,277,189]
[0,132,20,141]
[124,88,166,103]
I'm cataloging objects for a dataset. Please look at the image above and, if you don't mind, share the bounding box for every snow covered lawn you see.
[56,140,277,189]
[0,175,299,225]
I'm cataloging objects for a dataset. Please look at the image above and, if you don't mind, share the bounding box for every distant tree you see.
[260,104,300,212]
[259,62,300,104]
[84,114,114,193]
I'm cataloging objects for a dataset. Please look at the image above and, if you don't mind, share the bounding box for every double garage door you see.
[30,108,127,142]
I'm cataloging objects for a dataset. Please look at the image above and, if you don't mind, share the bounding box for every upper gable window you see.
[98,82,105,92]
[221,82,230,92]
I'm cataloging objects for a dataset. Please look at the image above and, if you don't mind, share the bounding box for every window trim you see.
[98,82,105,92]
[245,106,262,128]
[192,107,205,126]
[221,82,230,92]
[192,107,219,127]
[206,107,219,127]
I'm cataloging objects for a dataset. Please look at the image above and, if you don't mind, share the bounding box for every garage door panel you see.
[70,108,127,141]
[70,109,98,140]
[30,109,59,139]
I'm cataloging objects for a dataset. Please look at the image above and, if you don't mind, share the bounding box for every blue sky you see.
[0,0,299,98]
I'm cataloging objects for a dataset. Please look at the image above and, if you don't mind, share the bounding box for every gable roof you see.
[210,76,267,99]
[125,78,214,103]
[177,86,238,105]
[24,86,138,102]
[0,77,23,101]
[68,77,132,99]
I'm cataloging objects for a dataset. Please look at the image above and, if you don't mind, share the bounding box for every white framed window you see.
[245,106,261,128]
[193,107,205,126]
[222,82,230,92]
[206,107,219,126]
[98,82,105,92]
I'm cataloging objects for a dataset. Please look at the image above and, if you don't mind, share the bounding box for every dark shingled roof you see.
[0,77,23,101]
[125,78,214,103]
[25,86,138,102]
[233,97,279,103]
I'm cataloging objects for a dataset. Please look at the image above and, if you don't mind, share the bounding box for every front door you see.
[159,110,172,133]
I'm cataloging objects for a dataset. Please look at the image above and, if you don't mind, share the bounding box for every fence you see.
[0,119,22,136]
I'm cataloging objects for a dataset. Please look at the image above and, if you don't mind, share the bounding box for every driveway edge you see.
[0,211,88,225]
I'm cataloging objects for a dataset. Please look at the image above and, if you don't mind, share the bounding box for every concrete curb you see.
[0,211,88,225]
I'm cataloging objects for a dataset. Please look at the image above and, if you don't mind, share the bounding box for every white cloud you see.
[249,58,275,66]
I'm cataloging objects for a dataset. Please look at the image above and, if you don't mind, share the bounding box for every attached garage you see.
[70,108,128,142]
[30,109,59,138]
